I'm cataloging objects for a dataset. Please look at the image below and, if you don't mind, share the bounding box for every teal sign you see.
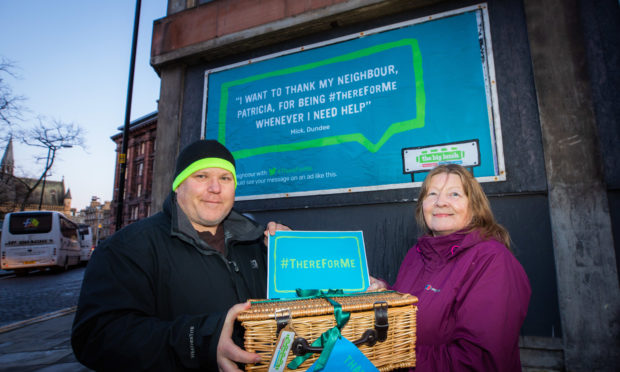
[267,231,370,299]
[306,336,379,372]
[204,5,503,198]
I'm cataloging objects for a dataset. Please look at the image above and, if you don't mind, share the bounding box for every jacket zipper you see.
[223,243,243,303]
[229,260,239,272]
[224,233,240,273]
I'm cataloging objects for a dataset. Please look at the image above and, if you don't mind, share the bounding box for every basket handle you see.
[291,301,389,356]
[292,329,378,355]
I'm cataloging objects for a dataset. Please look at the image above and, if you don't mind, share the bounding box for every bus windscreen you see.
[8,213,53,234]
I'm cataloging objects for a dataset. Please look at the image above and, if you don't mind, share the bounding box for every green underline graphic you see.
[233,117,424,159]
[217,38,426,159]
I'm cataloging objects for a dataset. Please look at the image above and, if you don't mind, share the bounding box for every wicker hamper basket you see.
[237,290,417,371]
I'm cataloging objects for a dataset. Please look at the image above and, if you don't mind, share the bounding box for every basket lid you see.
[237,290,417,321]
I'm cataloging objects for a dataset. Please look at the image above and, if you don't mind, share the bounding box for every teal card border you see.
[267,231,370,299]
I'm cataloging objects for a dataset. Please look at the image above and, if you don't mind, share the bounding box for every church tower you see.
[0,137,15,177]
[64,187,72,214]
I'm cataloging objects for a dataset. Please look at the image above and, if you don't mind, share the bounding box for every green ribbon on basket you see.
[287,289,351,371]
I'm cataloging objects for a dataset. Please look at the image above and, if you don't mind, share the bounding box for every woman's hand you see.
[367,275,388,291]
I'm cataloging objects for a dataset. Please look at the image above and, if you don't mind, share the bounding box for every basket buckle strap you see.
[293,301,388,350]
[274,308,291,335]
[373,301,389,342]
[288,299,391,370]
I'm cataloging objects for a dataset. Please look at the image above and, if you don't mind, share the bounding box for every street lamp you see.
[38,144,73,210]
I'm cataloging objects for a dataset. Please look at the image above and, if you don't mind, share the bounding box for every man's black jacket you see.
[71,192,267,371]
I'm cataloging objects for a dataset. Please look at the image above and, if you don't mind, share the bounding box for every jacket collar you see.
[163,191,264,249]
[417,229,483,264]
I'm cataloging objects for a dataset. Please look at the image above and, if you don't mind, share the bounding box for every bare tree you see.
[0,59,85,214]
[0,59,26,216]
[0,57,26,142]
[14,117,85,210]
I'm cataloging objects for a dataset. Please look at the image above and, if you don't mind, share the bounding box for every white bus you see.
[77,223,94,263]
[0,211,81,274]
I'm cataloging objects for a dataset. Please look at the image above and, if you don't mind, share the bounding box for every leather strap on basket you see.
[287,289,350,371]
[275,308,292,335]
[373,301,389,342]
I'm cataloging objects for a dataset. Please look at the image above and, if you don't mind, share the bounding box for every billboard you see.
[203,4,504,199]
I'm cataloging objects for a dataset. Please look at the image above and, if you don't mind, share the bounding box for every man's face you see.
[175,167,235,233]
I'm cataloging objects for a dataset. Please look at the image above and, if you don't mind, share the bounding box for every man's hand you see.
[263,221,292,246]
[217,302,261,372]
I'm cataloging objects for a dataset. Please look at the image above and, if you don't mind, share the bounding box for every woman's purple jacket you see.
[390,230,531,372]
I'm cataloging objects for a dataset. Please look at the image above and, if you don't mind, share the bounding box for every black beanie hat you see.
[172,139,236,190]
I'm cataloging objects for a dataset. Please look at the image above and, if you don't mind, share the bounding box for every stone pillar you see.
[522,0,620,370]
[151,65,185,214]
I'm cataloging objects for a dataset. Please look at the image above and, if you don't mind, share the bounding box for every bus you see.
[77,223,94,263]
[0,211,81,274]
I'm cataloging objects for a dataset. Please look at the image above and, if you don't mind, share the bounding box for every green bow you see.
[287,289,351,371]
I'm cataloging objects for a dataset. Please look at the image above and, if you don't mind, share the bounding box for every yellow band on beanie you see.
[172,157,237,191]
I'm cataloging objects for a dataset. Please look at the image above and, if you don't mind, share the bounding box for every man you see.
[72,139,287,371]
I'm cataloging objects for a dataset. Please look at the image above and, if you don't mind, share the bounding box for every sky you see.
[0,0,168,210]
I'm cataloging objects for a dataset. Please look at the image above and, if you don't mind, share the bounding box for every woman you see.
[370,164,531,371]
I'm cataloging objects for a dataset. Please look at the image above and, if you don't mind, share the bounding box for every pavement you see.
[0,307,92,372]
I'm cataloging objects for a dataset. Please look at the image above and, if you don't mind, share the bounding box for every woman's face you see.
[422,172,472,236]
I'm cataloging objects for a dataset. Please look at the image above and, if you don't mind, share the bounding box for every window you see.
[137,184,142,197]
[138,162,143,176]
[9,212,53,234]
[59,216,78,240]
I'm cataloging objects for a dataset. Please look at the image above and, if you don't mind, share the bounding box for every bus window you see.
[59,217,78,240]
[8,212,53,235]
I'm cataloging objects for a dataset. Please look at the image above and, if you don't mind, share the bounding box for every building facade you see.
[110,112,157,230]
[76,196,113,246]
[0,138,74,218]
[147,1,619,370]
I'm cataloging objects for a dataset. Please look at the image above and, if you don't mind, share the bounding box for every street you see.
[0,266,85,328]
